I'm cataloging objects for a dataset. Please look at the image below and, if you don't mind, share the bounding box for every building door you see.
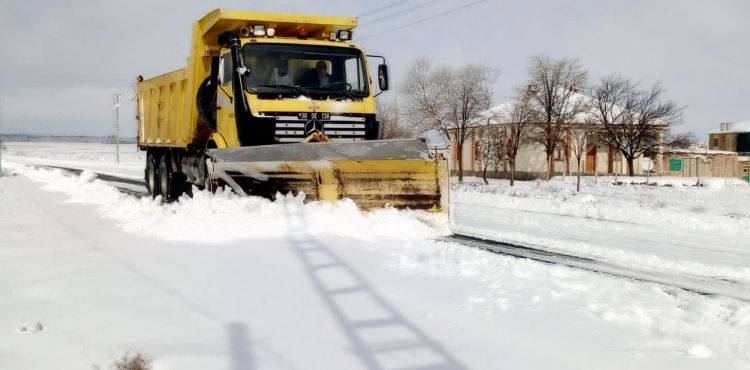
[586,145,596,173]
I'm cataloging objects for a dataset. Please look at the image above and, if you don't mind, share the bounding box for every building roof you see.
[486,91,667,126]
[664,146,737,156]
[710,119,750,134]
[487,91,595,123]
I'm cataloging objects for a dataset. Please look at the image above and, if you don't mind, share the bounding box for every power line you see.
[359,0,489,41]
[357,0,413,18]
[359,0,445,27]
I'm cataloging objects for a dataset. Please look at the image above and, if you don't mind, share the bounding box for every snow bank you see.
[1,142,145,179]
[451,176,750,287]
[455,223,750,285]
[10,163,445,243]
[454,177,750,235]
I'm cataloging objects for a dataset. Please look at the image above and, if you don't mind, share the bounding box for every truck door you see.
[217,52,240,147]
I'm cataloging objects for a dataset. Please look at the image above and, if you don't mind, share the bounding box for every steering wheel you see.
[326,81,352,91]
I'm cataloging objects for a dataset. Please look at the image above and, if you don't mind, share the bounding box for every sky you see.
[1,0,748,140]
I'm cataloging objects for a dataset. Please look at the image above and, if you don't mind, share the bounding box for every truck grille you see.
[270,113,368,143]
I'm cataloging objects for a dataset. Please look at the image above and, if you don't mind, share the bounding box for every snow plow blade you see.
[206,139,448,211]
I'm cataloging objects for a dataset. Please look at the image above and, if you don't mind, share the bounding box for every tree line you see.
[379,55,689,188]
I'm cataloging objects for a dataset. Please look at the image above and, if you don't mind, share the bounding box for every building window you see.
[713,137,719,147]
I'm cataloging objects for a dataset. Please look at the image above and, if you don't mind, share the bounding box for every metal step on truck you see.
[136,9,447,210]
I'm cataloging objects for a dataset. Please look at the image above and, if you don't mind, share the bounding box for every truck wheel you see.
[158,154,175,202]
[158,153,189,202]
[145,153,158,198]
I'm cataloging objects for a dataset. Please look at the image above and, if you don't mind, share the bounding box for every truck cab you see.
[215,36,381,147]
[195,14,388,150]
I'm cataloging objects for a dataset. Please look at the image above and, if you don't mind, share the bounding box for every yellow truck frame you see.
[136,9,447,210]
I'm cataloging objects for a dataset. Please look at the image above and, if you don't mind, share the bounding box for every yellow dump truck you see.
[136,9,447,210]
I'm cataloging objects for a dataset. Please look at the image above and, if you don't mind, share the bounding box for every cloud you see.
[1,0,748,137]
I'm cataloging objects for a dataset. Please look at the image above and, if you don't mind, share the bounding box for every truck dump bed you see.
[137,69,191,147]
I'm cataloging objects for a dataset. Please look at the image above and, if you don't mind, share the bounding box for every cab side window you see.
[220,54,233,86]
[344,57,364,90]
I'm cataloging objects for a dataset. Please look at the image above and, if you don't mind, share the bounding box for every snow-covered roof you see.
[664,147,737,155]
[485,91,595,123]
[486,91,667,126]
[709,119,750,134]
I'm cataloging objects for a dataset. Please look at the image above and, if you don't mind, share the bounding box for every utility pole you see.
[0,95,3,176]
[0,94,4,177]
[113,93,121,164]
[697,157,702,187]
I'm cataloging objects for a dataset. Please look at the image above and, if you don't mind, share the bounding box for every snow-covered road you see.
[1,143,750,369]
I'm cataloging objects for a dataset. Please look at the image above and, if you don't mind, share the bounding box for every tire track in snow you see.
[446,233,750,303]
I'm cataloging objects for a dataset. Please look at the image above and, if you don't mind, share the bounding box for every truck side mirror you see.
[377,64,389,91]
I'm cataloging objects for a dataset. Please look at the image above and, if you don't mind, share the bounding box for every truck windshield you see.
[242,44,369,98]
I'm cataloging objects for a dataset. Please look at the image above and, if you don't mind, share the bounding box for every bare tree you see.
[376,96,411,139]
[475,123,506,184]
[493,89,537,186]
[527,55,589,180]
[665,130,697,149]
[592,74,682,176]
[402,58,496,182]
[570,129,589,192]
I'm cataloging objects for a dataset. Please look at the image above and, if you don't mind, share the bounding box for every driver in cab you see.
[298,60,333,88]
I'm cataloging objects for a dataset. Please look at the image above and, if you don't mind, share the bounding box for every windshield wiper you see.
[257,84,310,97]
[259,84,364,100]
[306,86,364,100]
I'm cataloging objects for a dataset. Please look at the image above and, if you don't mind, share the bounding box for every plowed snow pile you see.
[9,163,446,243]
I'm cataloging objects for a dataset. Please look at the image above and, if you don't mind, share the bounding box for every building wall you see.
[449,126,663,179]
[661,153,739,178]
[709,133,737,152]
[740,159,750,182]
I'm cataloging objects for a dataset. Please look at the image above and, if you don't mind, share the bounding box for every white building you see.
[448,93,667,179]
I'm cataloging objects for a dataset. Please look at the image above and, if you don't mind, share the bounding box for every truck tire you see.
[145,152,158,198]
[196,77,217,130]
[158,152,189,202]
[158,154,175,202]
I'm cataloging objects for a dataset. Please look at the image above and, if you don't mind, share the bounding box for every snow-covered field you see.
[1,142,144,179]
[1,142,749,369]
[452,176,750,288]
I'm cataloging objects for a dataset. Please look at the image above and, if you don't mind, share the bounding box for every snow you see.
[488,91,599,124]
[11,163,441,243]
[452,176,750,286]
[665,147,738,156]
[2,143,750,369]
[1,142,144,179]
